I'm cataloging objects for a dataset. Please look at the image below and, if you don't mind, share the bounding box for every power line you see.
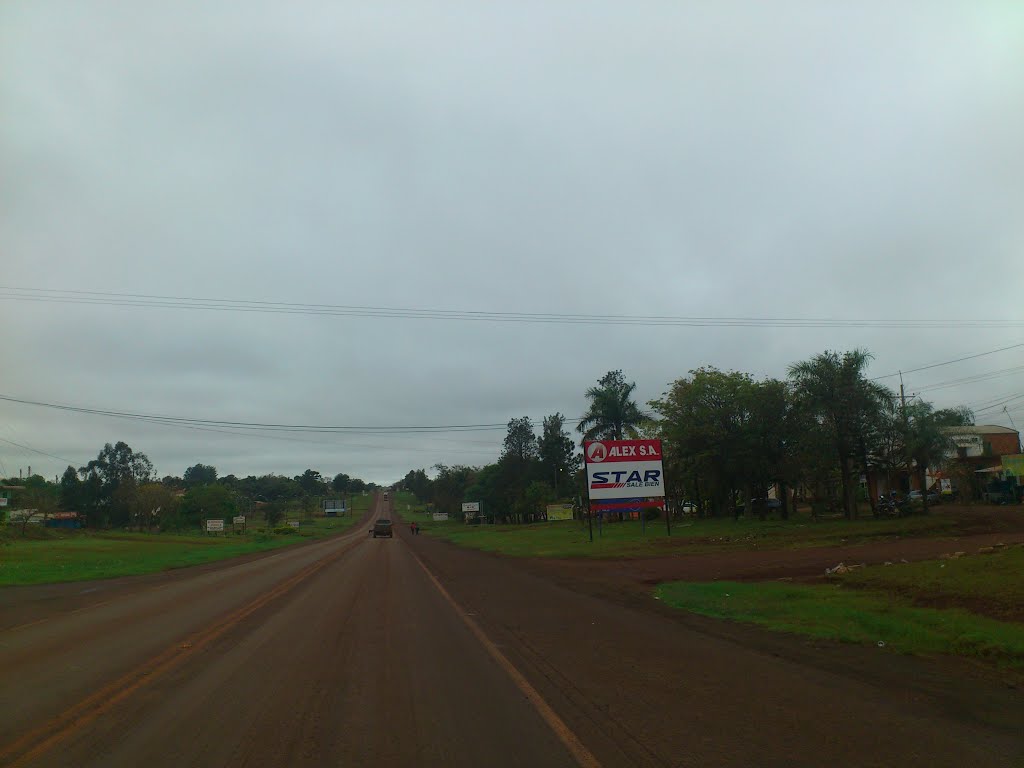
[2,286,1023,329]
[974,394,1024,414]
[0,436,77,466]
[912,365,1024,394]
[0,393,579,436]
[870,342,1024,381]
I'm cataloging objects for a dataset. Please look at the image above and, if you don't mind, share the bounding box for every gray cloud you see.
[2,1,1022,482]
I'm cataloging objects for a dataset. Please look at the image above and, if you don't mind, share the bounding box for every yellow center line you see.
[408,546,603,768]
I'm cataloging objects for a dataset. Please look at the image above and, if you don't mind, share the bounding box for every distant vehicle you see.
[678,500,696,514]
[383,492,389,501]
[372,519,393,538]
[907,490,940,504]
[764,498,782,512]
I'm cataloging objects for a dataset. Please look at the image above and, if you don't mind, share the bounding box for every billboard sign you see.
[323,499,346,515]
[1002,455,1024,477]
[584,439,665,500]
[545,504,574,521]
[461,502,480,513]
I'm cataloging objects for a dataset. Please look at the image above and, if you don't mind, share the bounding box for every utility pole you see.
[1005,407,1021,453]
[899,371,907,420]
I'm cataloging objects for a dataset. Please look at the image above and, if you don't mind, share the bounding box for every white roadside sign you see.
[205,519,225,532]
[584,439,665,500]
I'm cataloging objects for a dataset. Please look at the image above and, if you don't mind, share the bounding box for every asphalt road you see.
[1,495,1022,767]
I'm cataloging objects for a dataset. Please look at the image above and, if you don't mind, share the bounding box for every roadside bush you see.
[272,526,299,536]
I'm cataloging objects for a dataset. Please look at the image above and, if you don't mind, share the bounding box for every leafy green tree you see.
[901,403,973,513]
[59,465,82,511]
[432,464,477,518]
[78,442,154,526]
[180,484,238,527]
[296,469,327,496]
[402,469,432,502]
[502,417,538,463]
[521,481,554,522]
[184,463,218,486]
[498,418,542,522]
[538,413,578,497]
[332,473,351,493]
[240,474,302,502]
[578,370,649,442]
[788,350,891,519]
[652,369,803,520]
[16,486,58,535]
[114,481,179,530]
[463,463,502,522]
[263,501,286,527]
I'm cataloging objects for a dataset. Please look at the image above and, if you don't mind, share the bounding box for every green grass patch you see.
[410,513,964,559]
[0,512,361,586]
[655,580,1024,669]
[841,546,1024,622]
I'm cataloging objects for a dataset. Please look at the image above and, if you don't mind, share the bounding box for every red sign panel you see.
[584,439,662,464]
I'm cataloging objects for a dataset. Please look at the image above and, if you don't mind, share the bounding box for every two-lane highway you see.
[0,496,580,767]
[2,493,1022,767]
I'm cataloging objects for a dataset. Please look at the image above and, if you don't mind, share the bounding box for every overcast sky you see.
[2,1,1023,484]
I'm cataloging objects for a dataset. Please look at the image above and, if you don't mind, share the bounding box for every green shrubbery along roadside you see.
[655,548,1024,671]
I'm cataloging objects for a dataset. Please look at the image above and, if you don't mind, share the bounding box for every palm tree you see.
[788,349,891,519]
[902,403,973,513]
[578,370,649,442]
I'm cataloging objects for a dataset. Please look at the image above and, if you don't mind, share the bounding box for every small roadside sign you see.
[206,519,225,532]
[233,516,246,533]
[288,520,300,528]
[432,512,449,522]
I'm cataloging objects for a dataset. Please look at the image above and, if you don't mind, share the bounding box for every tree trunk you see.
[859,438,876,518]
[839,454,856,519]
[920,465,930,515]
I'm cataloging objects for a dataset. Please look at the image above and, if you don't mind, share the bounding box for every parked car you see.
[906,490,940,504]
[678,500,696,515]
[371,518,394,538]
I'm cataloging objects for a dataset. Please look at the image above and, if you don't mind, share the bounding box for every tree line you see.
[1,443,374,531]
[400,349,975,522]
[401,412,580,523]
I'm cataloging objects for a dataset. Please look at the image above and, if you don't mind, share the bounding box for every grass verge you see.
[841,545,1024,622]
[406,513,969,559]
[0,512,361,586]
[655,580,1024,670]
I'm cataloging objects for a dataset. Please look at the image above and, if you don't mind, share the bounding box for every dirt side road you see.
[0,497,1021,767]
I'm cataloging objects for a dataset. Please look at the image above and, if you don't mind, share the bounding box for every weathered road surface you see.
[1,496,1021,767]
